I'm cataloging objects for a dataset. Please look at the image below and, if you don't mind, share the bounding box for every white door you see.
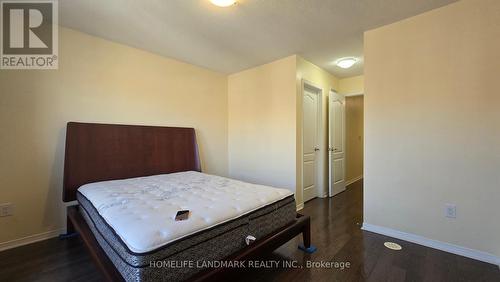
[329,91,346,196]
[303,86,320,202]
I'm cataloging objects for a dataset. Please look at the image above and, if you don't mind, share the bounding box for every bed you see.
[62,122,312,281]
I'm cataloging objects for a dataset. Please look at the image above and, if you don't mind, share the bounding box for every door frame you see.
[344,91,364,97]
[300,79,324,208]
[342,92,364,188]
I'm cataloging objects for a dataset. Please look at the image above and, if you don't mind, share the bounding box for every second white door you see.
[303,85,320,202]
[329,91,346,197]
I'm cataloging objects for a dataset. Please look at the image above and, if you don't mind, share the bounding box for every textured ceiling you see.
[59,0,457,78]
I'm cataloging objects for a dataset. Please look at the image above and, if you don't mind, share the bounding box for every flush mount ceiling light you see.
[210,0,237,7]
[335,57,358,69]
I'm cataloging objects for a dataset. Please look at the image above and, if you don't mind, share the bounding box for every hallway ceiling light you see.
[335,57,358,69]
[209,0,237,7]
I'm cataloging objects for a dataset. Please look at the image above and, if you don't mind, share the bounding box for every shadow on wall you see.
[43,126,67,231]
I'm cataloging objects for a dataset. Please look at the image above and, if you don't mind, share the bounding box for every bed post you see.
[297,214,316,253]
[302,216,311,248]
[59,211,78,239]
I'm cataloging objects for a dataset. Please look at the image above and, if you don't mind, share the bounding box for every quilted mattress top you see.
[77,171,294,253]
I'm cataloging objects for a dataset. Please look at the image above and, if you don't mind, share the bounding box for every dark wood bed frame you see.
[62,122,312,282]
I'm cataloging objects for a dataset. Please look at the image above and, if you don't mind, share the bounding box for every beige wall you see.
[345,96,364,184]
[227,56,297,191]
[364,0,500,258]
[339,75,364,95]
[0,27,228,245]
[227,56,338,207]
[296,57,338,205]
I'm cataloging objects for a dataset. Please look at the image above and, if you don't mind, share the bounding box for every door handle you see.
[314,147,320,151]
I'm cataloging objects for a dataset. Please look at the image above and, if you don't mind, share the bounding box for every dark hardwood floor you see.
[0,180,498,281]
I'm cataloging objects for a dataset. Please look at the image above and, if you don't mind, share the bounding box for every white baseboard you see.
[362,223,500,266]
[346,175,363,187]
[0,228,65,252]
[296,203,304,211]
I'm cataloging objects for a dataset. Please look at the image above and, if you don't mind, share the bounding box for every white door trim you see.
[300,79,323,205]
[344,92,364,97]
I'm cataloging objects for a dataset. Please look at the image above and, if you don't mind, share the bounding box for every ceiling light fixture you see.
[335,57,358,69]
[210,0,237,7]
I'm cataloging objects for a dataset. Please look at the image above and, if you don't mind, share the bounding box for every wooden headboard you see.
[63,122,201,202]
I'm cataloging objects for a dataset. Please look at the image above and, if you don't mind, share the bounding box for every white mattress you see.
[77,171,294,253]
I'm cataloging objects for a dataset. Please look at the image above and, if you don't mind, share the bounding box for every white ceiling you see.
[59,0,457,78]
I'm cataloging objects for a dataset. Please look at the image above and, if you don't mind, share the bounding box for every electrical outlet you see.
[0,203,14,217]
[445,204,456,219]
